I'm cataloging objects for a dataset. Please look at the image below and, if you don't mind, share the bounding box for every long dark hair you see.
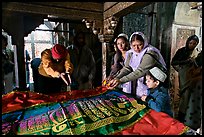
[185,35,199,51]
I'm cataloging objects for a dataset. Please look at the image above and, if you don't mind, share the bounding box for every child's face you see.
[145,75,159,89]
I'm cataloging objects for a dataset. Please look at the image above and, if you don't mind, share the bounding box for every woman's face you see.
[116,38,126,52]
[188,39,198,50]
[131,39,144,53]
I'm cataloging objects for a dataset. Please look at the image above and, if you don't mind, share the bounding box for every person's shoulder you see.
[42,48,51,52]
[6,48,14,54]
[146,49,158,54]
[158,86,168,93]
[175,47,185,53]
[41,49,52,57]
[145,50,159,59]
[83,46,93,53]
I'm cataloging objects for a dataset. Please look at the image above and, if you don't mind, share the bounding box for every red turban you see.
[51,44,68,59]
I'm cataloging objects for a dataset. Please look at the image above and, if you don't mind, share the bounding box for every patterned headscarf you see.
[123,32,166,97]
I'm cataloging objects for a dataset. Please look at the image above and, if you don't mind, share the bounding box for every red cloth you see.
[114,110,188,135]
[51,44,67,59]
[2,86,107,114]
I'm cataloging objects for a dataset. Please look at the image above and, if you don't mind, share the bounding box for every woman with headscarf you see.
[171,34,201,130]
[38,44,73,94]
[105,32,167,99]
[108,33,130,78]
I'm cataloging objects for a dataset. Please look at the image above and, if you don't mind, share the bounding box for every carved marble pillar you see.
[98,34,114,81]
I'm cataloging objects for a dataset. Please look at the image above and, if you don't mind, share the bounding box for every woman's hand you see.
[102,76,113,86]
[106,76,114,83]
[106,78,121,89]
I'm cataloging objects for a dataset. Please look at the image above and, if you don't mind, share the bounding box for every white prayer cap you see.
[149,67,167,83]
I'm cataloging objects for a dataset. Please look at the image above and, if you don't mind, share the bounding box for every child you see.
[141,67,173,117]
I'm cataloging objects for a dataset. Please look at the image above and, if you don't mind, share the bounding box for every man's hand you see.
[60,73,71,85]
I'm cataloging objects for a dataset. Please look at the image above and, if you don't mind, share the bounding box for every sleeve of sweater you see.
[64,53,74,74]
[146,89,168,112]
[171,48,192,66]
[118,52,158,83]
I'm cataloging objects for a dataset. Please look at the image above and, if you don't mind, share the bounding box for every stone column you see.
[98,34,114,81]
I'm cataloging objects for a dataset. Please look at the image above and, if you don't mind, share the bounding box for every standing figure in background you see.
[38,44,73,94]
[171,35,201,130]
[25,50,31,88]
[68,31,96,90]
[2,34,15,94]
[106,32,167,99]
[141,67,173,117]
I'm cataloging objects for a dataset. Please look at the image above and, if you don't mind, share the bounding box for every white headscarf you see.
[127,32,166,69]
[122,32,166,97]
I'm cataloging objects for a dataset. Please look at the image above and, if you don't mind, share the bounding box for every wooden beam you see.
[104,2,118,11]
[29,2,103,12]
[2,2,103,21]
[103,2,152,20]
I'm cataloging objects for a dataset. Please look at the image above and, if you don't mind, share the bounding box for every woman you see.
[38,44,73,94]
[106,32,166,99]
[171,34,201,130]
[109,33,130,78]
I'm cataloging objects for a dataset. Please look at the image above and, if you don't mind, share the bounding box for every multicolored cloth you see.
[2,86,191,135]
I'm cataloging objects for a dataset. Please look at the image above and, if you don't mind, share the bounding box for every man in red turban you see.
[38,44,73,94]
[51,44,68,60]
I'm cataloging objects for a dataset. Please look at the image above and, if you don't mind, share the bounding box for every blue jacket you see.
[145,86,173,117]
